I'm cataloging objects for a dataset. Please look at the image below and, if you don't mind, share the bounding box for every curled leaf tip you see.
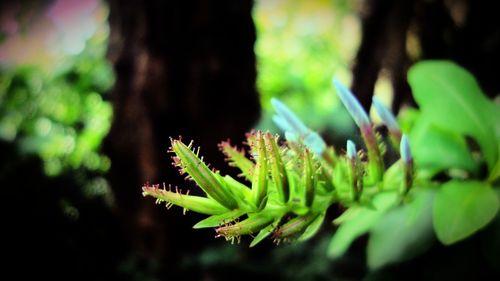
[372,96,400,131]
[332,78,370,128]
[400,134,412,163]
[346,140,357,160]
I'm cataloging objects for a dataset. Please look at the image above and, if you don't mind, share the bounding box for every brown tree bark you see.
[351,0,415,113]
[351,0,500,113]
[414,0,500,96]
[104,0,259,278]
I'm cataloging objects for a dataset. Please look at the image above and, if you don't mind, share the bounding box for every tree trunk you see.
[104,0,259,278]
[351,0,415,112]
[352,0,500,113]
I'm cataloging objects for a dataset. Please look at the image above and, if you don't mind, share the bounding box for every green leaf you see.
[397,107,420,135]
[367,189,436,269]
[433,180,500,245]
[332,158,351,201]
[409,115,478,175]
[382,160,403,191]
[219,174,253,210]
[408,60,498,170]
[250,220,280,247]
[327,192,398,258]
[193,209,245,229]
[298,212,325,241]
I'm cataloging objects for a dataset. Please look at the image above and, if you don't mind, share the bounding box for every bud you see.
[272,213,318,243]
[215,214,274,243]
[346,140,357,160]
[142,184,228,215]
[332,79,370,129]
[372,96,402,147]
[400,134,414,195]
[171,139,238,210]
[271,98,327,156]
[400,134,412,164]
[346,140,362,201]
[271,98,309,135]
[372,97,400,132]
[251,132,269,210]
[219,141,254,181]
[333,78,383,182]
[303,150,316,207]
[303,131,327,156]
[264,133,290,204]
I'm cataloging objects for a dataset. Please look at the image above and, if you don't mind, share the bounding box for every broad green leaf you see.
[433,180,499,245]
[408,60,498,170]
[367,189,435,269]
[193,209,245,229]
[397,107,420,135]
[409,115,478,174]
[327,192,398,258]
[382,160,403,191]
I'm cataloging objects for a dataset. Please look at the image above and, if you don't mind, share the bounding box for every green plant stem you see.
[361,126,384,184]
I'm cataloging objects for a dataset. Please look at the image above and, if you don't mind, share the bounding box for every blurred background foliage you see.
[0,0,363,176]
[1,1,123,278]
[0,0,113,176]
[254,0,361,138]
